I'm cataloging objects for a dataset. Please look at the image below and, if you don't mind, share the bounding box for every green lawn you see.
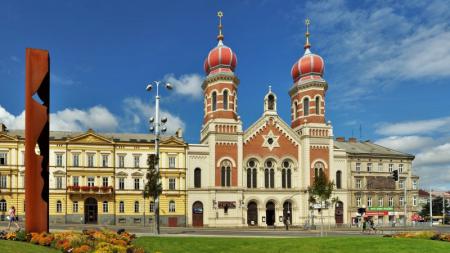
[134,236,450,253]
[0,240,59,253]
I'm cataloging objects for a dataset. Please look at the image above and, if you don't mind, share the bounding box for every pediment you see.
[68,132,113,144]
[116,171,128,177]
[131,171,144,177]
[0,133,18,142]
[160,136,186,146]
[53,170,66,175]
[244,115,299,146]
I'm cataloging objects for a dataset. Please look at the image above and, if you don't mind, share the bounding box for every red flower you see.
[91,186,99,192]
[81,186,90,191]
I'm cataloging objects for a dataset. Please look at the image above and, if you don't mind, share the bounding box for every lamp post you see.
[146,81,173,235]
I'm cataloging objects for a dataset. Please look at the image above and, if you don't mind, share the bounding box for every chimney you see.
[349,137,357,143]
[336,137,345,142]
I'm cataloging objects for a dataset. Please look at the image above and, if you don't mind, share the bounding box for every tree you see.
[143,154,162,232]
[307,171,334,236]
[419,196,450,222]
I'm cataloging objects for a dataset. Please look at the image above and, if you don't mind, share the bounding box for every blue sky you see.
[1,0,450,190]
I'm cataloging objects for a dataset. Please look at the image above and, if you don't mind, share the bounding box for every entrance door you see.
[335,201,344,225]
[283,201,292,225]
[168,217,177,227]
[192,201,203,227]
[84,197,98,224]
[266,201,275,226]
[247,202,258,226]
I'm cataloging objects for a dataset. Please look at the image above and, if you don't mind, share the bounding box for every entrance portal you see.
[247,201,258,226]
[335,201,344,225]
[265,201,275,226]
[192,201,203,227]
[283,201,292,225]
[84,197,98,224]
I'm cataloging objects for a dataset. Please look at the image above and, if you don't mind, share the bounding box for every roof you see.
[334,140,414,159]
[1,129,184,144]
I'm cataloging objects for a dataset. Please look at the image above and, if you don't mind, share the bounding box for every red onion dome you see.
[204,40,237,75]
[291,48,325,82]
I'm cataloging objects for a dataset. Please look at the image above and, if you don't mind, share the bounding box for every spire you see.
[217,11,224,41]
[304,18,311,52]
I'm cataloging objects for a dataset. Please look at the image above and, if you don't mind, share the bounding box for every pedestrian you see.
[7,206,20,230]
[362,219,367,233]
[284,217,289,231]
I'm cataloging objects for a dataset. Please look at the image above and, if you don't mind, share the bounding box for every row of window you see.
[355,178,418,190]
[293,96,321,118]
[210,90,233,111]
[356,195,418,207]
[0,152,178,169]
[0,175,179,191]
[355,162,406,173]
[0,199,177,214]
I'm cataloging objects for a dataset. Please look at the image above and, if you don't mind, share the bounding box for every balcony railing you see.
[67,185,114,194]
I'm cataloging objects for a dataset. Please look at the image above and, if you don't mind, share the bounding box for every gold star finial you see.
[304,18,311,49]
[217,11,224,41]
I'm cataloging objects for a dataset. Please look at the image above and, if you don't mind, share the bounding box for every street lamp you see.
[146,80,172,235]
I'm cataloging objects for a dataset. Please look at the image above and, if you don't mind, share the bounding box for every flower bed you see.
[385,231,450,242]
[0,229,145,253]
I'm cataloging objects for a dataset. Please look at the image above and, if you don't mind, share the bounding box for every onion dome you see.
[291,18,325,82]
[204,11,238,75]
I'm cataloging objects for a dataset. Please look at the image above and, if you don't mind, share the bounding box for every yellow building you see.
[0,124,187,227]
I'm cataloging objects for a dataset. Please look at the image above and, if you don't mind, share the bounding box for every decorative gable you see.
[0,133,18,142]
[160,136,186,146]
[68,131,113,145]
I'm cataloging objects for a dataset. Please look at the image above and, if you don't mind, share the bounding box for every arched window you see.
[134,201,139,213]
[314,162,325,179]
[221,160,231,187]
[212,92,217,111]
[265,160,275,188]
[0,199,7,212]
[103,201,109,213]
[119,201,125,213]
[282,160,292,188]
[336,170,342,189]
[268,95,275,110]
[315,96,321,115]
[294,102,298,119]
[169,200,176,212]
[303,97,310,116]
[246,160,257,188]
[194,168,201,188]
[56,200,62,213]
[223,90,228,110]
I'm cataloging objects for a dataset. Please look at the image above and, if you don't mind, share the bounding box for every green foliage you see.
[15,230,27,242]
[307,171,334,205]
[144,154,162,199]
[419,196,450,217]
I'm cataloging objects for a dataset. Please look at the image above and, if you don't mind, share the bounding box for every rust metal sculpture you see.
[25,48,50,233]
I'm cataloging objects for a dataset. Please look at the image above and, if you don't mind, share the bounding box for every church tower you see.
[289,19,334,188]
[290,18,327,131]
[201,12,243,189]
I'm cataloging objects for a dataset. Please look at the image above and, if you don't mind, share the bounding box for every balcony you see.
[67,185,114,195]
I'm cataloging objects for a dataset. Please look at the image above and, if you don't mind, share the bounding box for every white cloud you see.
[0,105,25,129]
[0,104,118,132]
[51,73,79,86]
[164,73,203,100]
[375,114,450,190]
[375,135,434,153]
[122,97,185,134]
[51,106,118,132]
[376,116,450,136]
[297,0,450,102]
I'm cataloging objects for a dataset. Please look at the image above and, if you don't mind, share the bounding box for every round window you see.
[283,161,290,168]
[267,138,274,145]
[248,160,255,167]
[266,161,272,168]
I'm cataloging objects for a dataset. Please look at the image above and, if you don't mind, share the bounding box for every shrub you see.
[15,230,28,242]
[73,244,92,253]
